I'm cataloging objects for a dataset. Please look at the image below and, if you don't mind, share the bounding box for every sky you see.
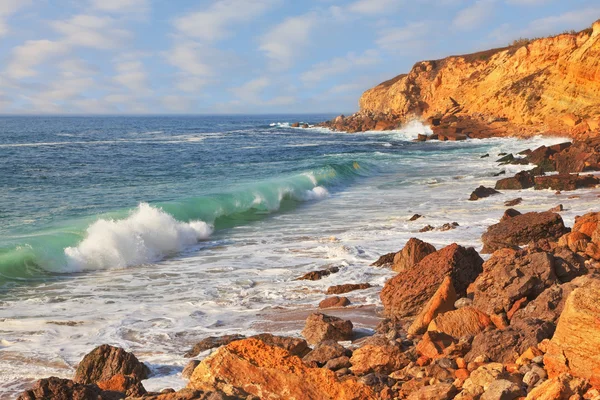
[0,0,598,115]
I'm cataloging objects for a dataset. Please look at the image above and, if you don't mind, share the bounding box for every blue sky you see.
[0,0,598,114]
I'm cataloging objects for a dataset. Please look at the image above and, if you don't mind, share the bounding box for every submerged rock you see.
[295,266,340,281]
[469,186,500,201]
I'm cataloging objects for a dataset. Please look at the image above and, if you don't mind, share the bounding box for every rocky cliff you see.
[321,20,600,139]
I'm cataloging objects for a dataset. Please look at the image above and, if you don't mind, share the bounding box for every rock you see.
[480,379,524,400]
[188,339,375,399]
[504,198,523,207]
[469,186,501,201]
[534,173,600,191]
[324,356,351,371]
[557,231,590,253]
[428,307,492,338]
[407,276,456,335]
[381,244,483,318]
[500,208,521,222]
[481,154,490,158]
[74,344,150,385]
[548,204,563,212]
[572,211,600,237]
[525,373,590,400]
[495,171,535,190]
[554,141,600,174]
[469,249,558,315]
[510,284,573,324]
[544,279,600,386]
[301,313,353,344]
[419,225,435,232]
[440,222,459,231]
[301,123,309,129]
[97,374,147,397]
[185,335,246,358]
[392,238,436,273]
[496,154,514,163]
[417,134,427,142]
[182,360,200,379]
[462,363,504,395]
[291,122,300,128]
[319,296,351,308]
[127,388,237,400]
[302,340,350,366]
[296,266,339,281]
[250,333,311,358]
[455,298,473,309]
[371,252,396,267]
[350,336,409,375]
[16,378,107,400]
[416,331,457,359]
[552,247,587,282]
[409,214,423,221]
[481,212,568,253]
[465,318,554,363]
[406,383,457,400]
[326,283,371,295]
[494,170,506,177]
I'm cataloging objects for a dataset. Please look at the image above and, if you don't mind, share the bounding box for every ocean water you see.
[1,115,598,396]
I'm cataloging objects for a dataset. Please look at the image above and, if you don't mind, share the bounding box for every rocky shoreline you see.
[15,138,600,399]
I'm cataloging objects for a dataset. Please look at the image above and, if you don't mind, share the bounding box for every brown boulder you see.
[17,378,106,400]
[250,333,311,358]
[181,360,200,379]
[392,238,436,272]
[525,373,589,400]
[184,334,246,358]
[74,345,150,385]
[510,282,578,325]
[572,211,600,237]
[480,211,568,253]
[188,339,376,399]
[557,231,590,253]
[319,296,350,308]
[553,141,599,174]
[326,283,371,295]
[428,307,492,338]
[302,340,350,366]
[301,313,353,344]
[406,383,457,400]
[296,266,339,281]
[552,247,587,282]
[534,173,600,191]
[416,331,457,360]
[544,279,600,386]
[97,374,146,397]
[407,276,456,335]
[504,198,523,207]
[469,249,557,315]
[381,244,483,318]
[350,336,409,375]
[495,171,535,190]
[469,186,500,201]
[371,252,396,267]
[500,208,521,222]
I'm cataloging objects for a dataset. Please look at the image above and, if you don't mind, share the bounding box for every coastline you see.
[11,131,600,399]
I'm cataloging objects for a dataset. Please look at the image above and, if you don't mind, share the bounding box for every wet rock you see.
[17,377,106,400]
[326,283,371,295]
[371,252,396,267]
[544,279,600,386]
[188,338,376,400]
[74,344,150,384]
[392,238,436,273]
[469,186,501,201]
[185,335,246,358]
[481,211,568,253]
[469,249,558,315]
[319,296,350,309]
[500,208,521,222]
[97,374,147,398]
[250,333,310,358]
[302,340,350,366]
[381,244,483,318]
[295,266,340,281]
[534,173,600,191]
[291,122,300,128]
[504,198,523,207]
[496,154,514,163]
[493,170,506,177]
[419,225,435,232]
[439,222,459,231]
[182,360,200,379]
[481,154,489,158]
[301,313,353,345]
[350,336,409,375]
[428,307,492,338]
[495,171,536,190]
[407,276,456,335]
[548,204,563,212]
[409,214,423,221]
[553,140,599,174]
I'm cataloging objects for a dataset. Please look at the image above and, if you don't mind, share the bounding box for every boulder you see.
[525,373,589,400]
[182,360,200,379]
[557,231,590,253]
[407,276,456,335]
[500,208,521,222]
[188,339,376,399]
[469,186,500,201]
[302,340,350,367]
[349,336,409,375]
[301,313,353,344]
[534,173,600,191]
[296,266,339,281]
[504,198,523,207]
[371,252,396,267]
[428,307,492,338]
[544,279,600,386]
[469,249,558,315]
[96,374,146,397]
[462,363,504,395]
[510,282,577,325]
[392,238,436,273]
[319,296,350,309]
[409,214,423,221]
[381,244,483,318]
[17,378,106,400]
[326,283,371,295]
[552,247,587,282]
[481,379,524,400]
[553,141,599,174]
[416,331,457,359]
[250,334,311,358]
[185,335,246,358]
[74,344,150,385]
[406,383,457,400]
[324,356,351,371]
[481,212,568,253]
[495,171,535,190]
[572,211,600,237]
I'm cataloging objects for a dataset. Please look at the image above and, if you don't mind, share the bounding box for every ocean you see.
[0,115,597,395]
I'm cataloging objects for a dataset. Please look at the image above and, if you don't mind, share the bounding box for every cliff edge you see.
[321,20,600,140]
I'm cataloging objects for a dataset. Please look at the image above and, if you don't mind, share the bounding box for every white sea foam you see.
[299,186,330,201]
[64,203,213,272]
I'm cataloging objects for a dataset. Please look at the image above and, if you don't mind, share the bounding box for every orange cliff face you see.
[323,20,600,139]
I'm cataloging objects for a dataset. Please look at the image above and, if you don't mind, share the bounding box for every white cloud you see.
[51,15,130,49]
[113,61,150,93]
[91,0,149,14]
[259,13,317,70]
[301,50,380,85]
[161,95,193,112]
[0,0,32,37]
[6,40,70,79]
[453,0,496,31]
[230,77,271,102]
[174,0,279,41]
[376,21,430,51]
[347,0,399,15]
[506,0,551,4]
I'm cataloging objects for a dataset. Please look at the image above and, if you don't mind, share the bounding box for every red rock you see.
[381,244,483,318]
[319,296,350,308]
[392,238,436,273]
[296,266,339,281]
[96,374,146,397]
[407,276,456,335]
[495,171,536,190]
[534,173,600,191]
[416,331,457,359]
[406,383,457,400]
[572,212,600,237]
[427,307,492,338]
[326,283,371,295]
[74,345,150,385]
[185,334,246,358]
[481,211,568,253]
[526,373,590,400]
[371,252,396,267]
[506,297,528,320]
[469,186,500,201]
[500,208,521,222]
[301,313,353,345]
[554,141,600,174]
[250,333,311,358]
[557,231,590,253]
[455,368,470,380]
[17,377,106,400]
[181,360,200,379]
[504,198,523,207]
[188,338,376,399]
[350,336,409,375]
[303,340,350,367]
